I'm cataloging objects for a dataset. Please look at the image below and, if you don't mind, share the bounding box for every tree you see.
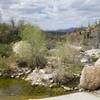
[19,24,47,68]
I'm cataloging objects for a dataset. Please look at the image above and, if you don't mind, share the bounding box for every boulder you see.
[85,49,100,59]
[79,65,100,90]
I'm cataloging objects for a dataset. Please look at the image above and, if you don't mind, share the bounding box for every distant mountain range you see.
[43,27,86,39]
[44,27,86,33]
[55,28,77,33]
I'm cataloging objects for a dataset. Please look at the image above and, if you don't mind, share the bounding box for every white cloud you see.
[0,0,100,30]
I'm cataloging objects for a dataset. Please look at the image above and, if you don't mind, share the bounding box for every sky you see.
[0,0,100,30]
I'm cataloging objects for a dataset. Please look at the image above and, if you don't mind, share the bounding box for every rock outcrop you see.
[79,65,100,90]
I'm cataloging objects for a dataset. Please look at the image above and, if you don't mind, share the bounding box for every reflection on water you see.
[0,77,49,100]
[0,77,78,100]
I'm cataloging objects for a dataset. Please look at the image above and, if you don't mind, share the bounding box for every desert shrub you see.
[48,41,82,78]
[53,65,74,84]
[46,39,58,49]
[52,42,79,64]
[13,41,33,66]
[15,24,48,68]
[68,63,83,75]
[0,44,12,57]
[0,56,9,71]
[0,20,25,43]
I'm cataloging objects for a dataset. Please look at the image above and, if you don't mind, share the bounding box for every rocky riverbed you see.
[0,46,100,100]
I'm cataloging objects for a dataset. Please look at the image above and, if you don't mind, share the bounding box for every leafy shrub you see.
[13,41,33,65]
[52,42,79,64]
[48,41,82,78]
[0,56,9,70]
[53,65,74,84]
[0,20,25,43]
[0,44,12,57]
[15,24,48,68]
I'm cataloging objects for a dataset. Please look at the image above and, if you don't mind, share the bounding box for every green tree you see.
[19,24,47,68]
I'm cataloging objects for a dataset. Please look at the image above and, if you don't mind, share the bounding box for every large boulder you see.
[79,65,100,90]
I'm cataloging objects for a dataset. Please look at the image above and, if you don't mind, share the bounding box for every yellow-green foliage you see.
[49,40,82,76]
[53,42,78,64]
[0,57,9,70]
[18,24,48,68]
[0,44,12,57]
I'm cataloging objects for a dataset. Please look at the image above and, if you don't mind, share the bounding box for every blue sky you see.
[0,0,100,30]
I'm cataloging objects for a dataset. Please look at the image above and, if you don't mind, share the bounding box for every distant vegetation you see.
[0,19,100,83]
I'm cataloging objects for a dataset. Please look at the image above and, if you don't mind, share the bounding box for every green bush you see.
[0,56,9,70]
[0,21,24,43]
[48,41,82,77]
[0,44,12,57]
[16,24,48,68]
[52,42,79,64]
[68,63,83,74]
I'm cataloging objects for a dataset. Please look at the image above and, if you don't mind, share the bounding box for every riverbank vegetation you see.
[0,20,82,73]
[0,20,98,77]
[0,20,100,98]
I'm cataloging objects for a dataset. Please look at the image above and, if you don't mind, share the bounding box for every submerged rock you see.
[79,65,100,90]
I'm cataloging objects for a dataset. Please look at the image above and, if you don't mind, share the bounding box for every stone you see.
[11,75,14,78]
[25,70,31,74]
[49,83,57,88]
[81,58,89,63]
[78,88,84,92]
[74,87,79,90]
[79,65,100,90]
[61,85,73,91]
[0,72,2,76]
[85,49,100,59]
[15,76,20,78]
